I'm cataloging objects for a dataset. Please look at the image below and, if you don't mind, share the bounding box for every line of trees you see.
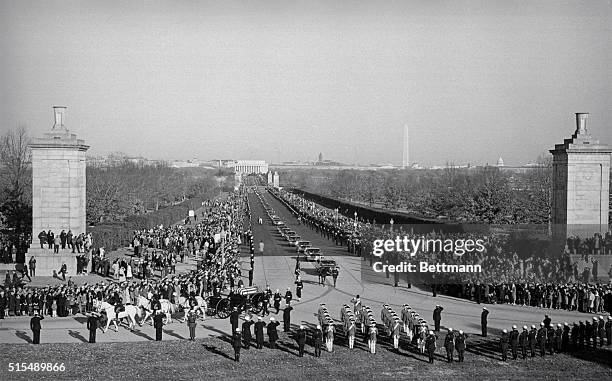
[279,157,564,224]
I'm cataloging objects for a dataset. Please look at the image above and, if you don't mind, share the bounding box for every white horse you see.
[95,301,141,333]
[176,296,207,323]
[136,296,175,325]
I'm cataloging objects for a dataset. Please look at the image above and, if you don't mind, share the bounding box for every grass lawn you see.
[1,332,611,381]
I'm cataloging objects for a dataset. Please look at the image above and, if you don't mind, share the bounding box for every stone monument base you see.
[25,247,78,278]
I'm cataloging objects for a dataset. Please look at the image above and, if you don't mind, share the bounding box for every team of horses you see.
[93,296,208,333]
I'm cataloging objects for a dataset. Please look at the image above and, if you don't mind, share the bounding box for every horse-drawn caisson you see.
[381,303,401,349]
[205,286,266,318]
[318,303,335,352]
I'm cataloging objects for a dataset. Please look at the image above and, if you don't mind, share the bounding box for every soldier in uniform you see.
[500,329,509,361]
[528,325,537,357]
[554,324,563,353]
[426,330,437,363]
[230,307,240,333]
[87,312,98,343]
[509,325,519,360]
[444,328,455,363]
[519,326,529,359]
[313,325,323,357]
[254,316,265,349]
[537,322,547,357]
[296,325,307,357]
[433,305,443,332]
[273,290,282,314]
[597,316,606,348]
[242,316,253,349]
[571,322,579,351]
[267,317,279,349]
[562,322,570,352]
[283,305,293,332]
[233,328,242,362]
[579,321,586,349]
[368,324,377,354]
[481,307,489,337]
[30,311,44,344]
[455,330,467,362]
[187,308,197,340]
[546,324,555,355]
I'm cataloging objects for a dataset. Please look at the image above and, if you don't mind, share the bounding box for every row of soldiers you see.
[499,315,612,361]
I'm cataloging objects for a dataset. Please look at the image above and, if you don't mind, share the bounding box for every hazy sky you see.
[1,0,611,166]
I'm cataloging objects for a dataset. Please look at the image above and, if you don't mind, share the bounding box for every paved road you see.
[0,189,608,345]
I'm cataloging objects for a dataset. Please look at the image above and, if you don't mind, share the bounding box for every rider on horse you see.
[110,291,124,321]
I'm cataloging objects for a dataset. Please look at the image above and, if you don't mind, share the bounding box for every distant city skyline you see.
[1,1,611,167]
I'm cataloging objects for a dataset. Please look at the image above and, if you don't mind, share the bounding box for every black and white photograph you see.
[0,1,611,380]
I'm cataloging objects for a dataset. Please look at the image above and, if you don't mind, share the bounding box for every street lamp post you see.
[353,211,358,232]
[390,218,394,233]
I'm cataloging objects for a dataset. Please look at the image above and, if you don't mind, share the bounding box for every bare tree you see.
[0,126,32,234]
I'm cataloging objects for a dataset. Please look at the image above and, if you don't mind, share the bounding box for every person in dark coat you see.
[433,305,443,332]
[230,307,240,333]
[455,330,467,362]
[283,305,293,332]
[426,330,437,363]
[500,329,509,361]
[186,308,197,340]
[313,325,323,357]
[537,323,547,356]
[242,316,253,349]
[295,279,303,301]
[153,311,164,341]
[267,318,280,348]
[254,317,265,349]
[509,325,520,360]
[519,326,529,359]
[233,328,242,362]
[87,312,98,343]
[480,307,489,337]
[30,311,44,344]
[528,325,537,357]
[296,325,307,357]
[444,328,455,362]
[284,288,293,306]
[273,290,282,314]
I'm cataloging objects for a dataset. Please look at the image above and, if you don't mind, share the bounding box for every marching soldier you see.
[426,330,437,363]
[481,307,489,337]
[233,328,242,362]
[242,316,253,349]
[519,326,529,359]
[455,330,467,363]
[313,325,323,357]
[433,305,443,332]
[87,312,98,343]
[254,316,265,349]
[537,322,547,357]
[528,325,537,357]
[296,325,307,357]
[444,328,455,363]
[500,329,509,361]
[509,325,519,360]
